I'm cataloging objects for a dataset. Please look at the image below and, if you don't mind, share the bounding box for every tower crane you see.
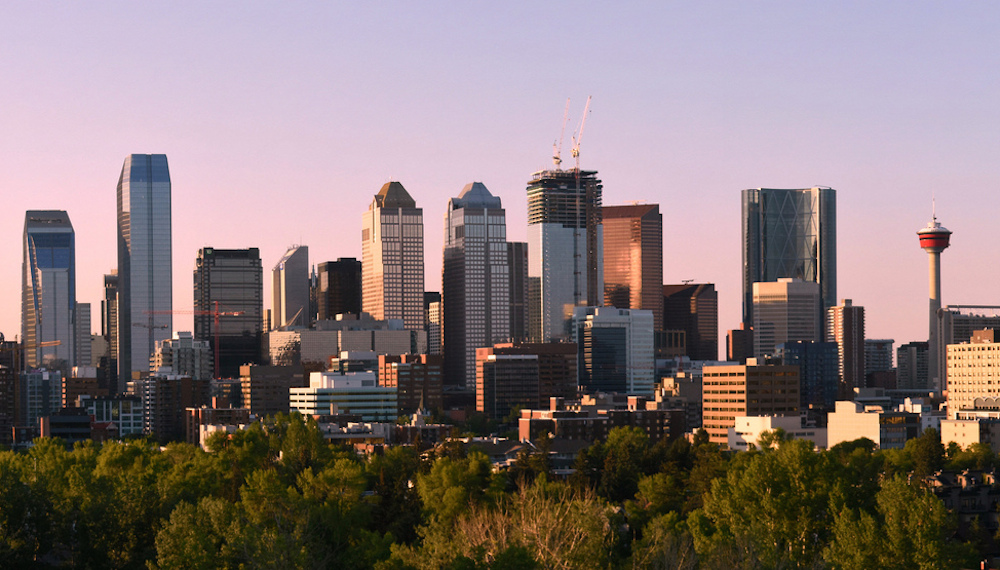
[552,98,570,169]
[570,95,592,171]
[144,301,245,378]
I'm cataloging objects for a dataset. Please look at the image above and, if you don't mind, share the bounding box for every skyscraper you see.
[316,258,362,320]
[272,245,309,330]
[507,242,529,343]
[827,299,865,396]
[442,182,511,387]
[117,154,172,382]
[663,283,719,361]
[361,182,425,330]
[752,278,822,358]
[572,306,654,396]
[22,210,76,370]
[527,169,603,341]
[742,187,836,329]
[102,272,119,391]
[603,204,663,331]
[194,247,264,378]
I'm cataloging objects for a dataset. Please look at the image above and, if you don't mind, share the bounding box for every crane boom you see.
[571,95,592,169]
[552,98,570,169]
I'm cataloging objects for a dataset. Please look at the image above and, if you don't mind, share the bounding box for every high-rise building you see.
[742,187,836,329]
[507,242,529,343]
[361,182,425,330]
[442,182,511,388]
[918,213,951,393]
[936,306,1000,394]
[702,360,800,446]
[752,278,821,358]
[481,342,578,405]
[946,330,1000,417]
[603,205,663,330]
[316,258,362,320]
[476,352,539,421]
[22,210,76,370]
[117,154,172,382]
[424,292,442,355]
[527,169,603,341]
[102,272,119,390]
[151,332,213,380]
[272,245,309,330]
[827,299,865,396]
[74,303,91,368]
[775,341,838,410]
[378,354,443,414]
[194,247,264,377]
[727,323,754,363]
[897,341,929,390]
[663,283,719,361]
[572,306,654,396]
[865,338,895,388]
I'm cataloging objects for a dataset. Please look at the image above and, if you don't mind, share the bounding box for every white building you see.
[827,400,921,450]
[151,331,212,380]
[290,371,397,422]
[728,415,827,451]
[752,278,821,358]
[272,245,309,330]
[946,329,1000,418]
[571,306,655,396]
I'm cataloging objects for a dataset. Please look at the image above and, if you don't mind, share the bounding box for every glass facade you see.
[742,187,836,328]
[317,258,362,320]
[195,248,264,378]
[602,205,663,331]
[22,210,76,369]
[271,246,309,329]
[118,154,173,382]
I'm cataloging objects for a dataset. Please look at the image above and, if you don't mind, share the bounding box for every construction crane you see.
[144,301,245,378]
[570,95,592,171]
[552,98,570,169]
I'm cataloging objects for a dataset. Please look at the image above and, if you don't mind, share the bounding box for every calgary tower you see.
[917,208,951,393]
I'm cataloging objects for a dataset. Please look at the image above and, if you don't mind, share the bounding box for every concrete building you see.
[897,341,929,390]
[185,403,251,445]
[272,245,309,330]
[194,247,263,378]
[827,299,866,396]
[526,169,603,342]
[75,303,91,369]
[442,182,511,388]
[742,187,836,329]
[937,306,1000,393]
[572,306,655,396]
[317,258,362,321]
[752,278,822,358]
[239,364,306,418]
[865,338,894,377]
[378,354,443,415]
[480,342,578,405]
[476,353,539,421]
[18,370,63,438]
[151,332,213,381]
[603,205,663,331]
[23,210,76,370]
[775,340,838,410]
[266,314,427,367]
[290,371,397,422]
[701,360,800,446]
[728,415,827,451]
[78,394,144,437]
[518,395,687,444]
[947,330,1000,418]
[129,374,211,442]
[727,323,753,363]
[117,154,173,382]
[101,272,120,391]
[663,283,718,361]
[826,400,921,449]
[63,366,107,408]
[362,182,425,331]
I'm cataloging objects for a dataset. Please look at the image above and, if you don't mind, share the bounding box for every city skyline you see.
[2,4,999,355]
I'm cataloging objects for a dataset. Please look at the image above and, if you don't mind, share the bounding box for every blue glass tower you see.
[22,211,75,369]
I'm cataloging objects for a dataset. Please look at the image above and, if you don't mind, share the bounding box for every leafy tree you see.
[907,427,946,477]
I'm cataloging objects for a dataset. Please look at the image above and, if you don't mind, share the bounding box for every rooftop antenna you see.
[552,98,570,169]
[570,95,592,170]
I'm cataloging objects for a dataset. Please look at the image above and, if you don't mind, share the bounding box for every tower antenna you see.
[552,98,570,169]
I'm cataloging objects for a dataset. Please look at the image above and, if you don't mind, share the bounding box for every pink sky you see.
[2,3,999,355]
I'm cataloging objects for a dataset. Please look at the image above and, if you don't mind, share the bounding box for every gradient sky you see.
[2,2,999,356]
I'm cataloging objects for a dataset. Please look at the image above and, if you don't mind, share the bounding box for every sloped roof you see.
[375,181,416,208]
[453,182,501,209]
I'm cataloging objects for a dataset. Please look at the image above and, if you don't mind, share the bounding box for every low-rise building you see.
[701,359,800,446]
[727,415,827,451]
[290,371,397,422]
[826,400,921,449]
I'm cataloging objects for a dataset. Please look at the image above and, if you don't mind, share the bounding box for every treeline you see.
[0,415,992,569]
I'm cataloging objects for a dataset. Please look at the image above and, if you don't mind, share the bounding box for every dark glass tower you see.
[663,283,719,361]
[742,187,836,328]
[117,154,172,382]
[316,258,362,320]
[194,248,263,378]
[22,210,75,369]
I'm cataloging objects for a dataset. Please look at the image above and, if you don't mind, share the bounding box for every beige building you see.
[827,401,921,449]
[941,416,1000,453]
[728,415,827,451]
[701,360,800,446]
[361,182,425,331]
[946,330,1000,418]
[752,278,821,358]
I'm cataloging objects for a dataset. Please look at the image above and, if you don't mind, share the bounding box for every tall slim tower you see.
[361,182,425,330]
[22,210,76,370]
[195,248,263,378]
[742,187,836,330]
[603,204,663,330]
[527,169,603,341]
[827,299,865,396]
[272,245,309,330]
[918,212,951,393]
[442,182,510,388]
[117,155,172,383]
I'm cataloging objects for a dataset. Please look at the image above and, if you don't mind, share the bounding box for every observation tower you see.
[918,211,951,392]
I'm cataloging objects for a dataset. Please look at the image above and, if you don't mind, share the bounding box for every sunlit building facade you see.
[272,245,309,330]
[22,210,76,369]
[602,204,662,331]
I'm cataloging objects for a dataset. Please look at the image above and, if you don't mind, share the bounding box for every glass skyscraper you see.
[117,154,172,382]
[272,245,309,330]
[742,187,836,328]
[195,247,263,378]
[22,210,76,369]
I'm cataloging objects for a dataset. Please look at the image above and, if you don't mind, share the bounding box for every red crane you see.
[144,301,245,378]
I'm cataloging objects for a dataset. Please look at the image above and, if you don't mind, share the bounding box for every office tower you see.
[702,360,800,446]
[727,323,753,363]
[442,182,511,388]
[752,278,821,358]
[918,213,952,393]
[290,371,397,422]
[117,154,172,382]
[272,245,309,330]
[935,306,1000,394]
[507,242,529,343]
[527,169,603,341]
[317,258,362,320]
[194,247,264,377]
[482,342,578,404]
[102,272,119,390]
[896,341,929,390]
[476,351,539,421]
[151,332,213,381]
[663,283,719,361]
[378,354,443,414]
[775,341,838,410]
[362,182,425,330]
[572,306,655,396]
[827,299,865,396]
[946,330,1000,417]
[865,339,895,388]
[18,370,63,438]
[130,373,211,442]
[742,187,836,329]
[603,205,663,331]
[424,292,442,355]
[22,210,76,370]
[74,303,91,368]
